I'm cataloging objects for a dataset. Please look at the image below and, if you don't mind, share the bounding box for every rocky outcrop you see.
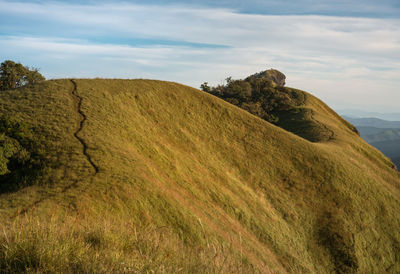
[245,69,286,87]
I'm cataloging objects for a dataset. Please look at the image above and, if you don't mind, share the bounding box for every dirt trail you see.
[310,109,335,141]
[10,80,98,219]
[70,79,99,174]
[302,93,335,142]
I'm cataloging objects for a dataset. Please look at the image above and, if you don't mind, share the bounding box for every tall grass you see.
[0,211,254,273]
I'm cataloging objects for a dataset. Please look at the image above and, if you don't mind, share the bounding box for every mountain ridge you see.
[345,116,400,170]
[343,116,400,129]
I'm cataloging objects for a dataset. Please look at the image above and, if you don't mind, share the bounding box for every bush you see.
[0,60,45,91]
[200,82,211,93]
[0,116,45,192]
[201,70,295,124]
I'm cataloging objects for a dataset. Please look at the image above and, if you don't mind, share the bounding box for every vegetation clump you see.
[0,116,44,192]
[201,70,296,123]
[0,60,45,91]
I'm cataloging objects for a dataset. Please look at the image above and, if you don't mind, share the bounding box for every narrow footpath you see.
[70,79,99,174]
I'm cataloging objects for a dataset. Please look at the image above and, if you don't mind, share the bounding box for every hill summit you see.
[202,69,357,143]
[0,76,399,272]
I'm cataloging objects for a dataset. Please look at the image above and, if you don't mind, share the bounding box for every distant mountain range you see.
[344,116,400,169]
[343,116,400,129]
[340,109,400,121]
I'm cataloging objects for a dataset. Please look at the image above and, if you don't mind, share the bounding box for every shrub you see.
[0,60,45,91]
[201,69,295,124]
[0,116,44,191]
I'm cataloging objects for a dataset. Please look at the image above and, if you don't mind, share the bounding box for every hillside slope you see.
[0,79,399,273]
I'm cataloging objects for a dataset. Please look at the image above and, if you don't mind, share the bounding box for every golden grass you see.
[1,209,253,273]
[0,79,399,272]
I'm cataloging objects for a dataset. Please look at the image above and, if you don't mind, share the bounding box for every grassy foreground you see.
[0,79,399,272]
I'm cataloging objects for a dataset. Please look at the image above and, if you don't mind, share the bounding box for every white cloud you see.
[0,0,399,111]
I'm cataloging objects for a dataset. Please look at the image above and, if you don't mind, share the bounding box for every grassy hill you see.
[0,79,399,272]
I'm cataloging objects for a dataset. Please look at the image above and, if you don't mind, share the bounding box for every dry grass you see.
[0,210,253,273]
[0,79,399,272]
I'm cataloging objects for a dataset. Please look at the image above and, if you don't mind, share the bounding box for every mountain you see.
[344,116,400,169]
[394,157,400,170]
[358,127,400,143]
[340,110,400,121]
[370,139,400,163]
[343,116,400,129]
[0,79,399,273]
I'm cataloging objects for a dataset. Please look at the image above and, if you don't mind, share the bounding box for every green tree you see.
[200,82,211,93]
[0,60,45,91]
[225,79,252,100]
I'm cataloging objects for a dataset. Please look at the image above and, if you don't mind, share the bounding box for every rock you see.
[245,69,286,87]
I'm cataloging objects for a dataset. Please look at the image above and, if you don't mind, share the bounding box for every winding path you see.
[302,93,335,142]
[70,79,99,174]
[11,80,98,219]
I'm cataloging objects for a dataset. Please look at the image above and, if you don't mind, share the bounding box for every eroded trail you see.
[10,81,99,219]
[302,93,335,142]
[70,79,99,174]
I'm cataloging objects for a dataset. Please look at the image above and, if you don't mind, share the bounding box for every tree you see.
[0,60,45,91]
[225,79,252,99]
[200,82,211,93]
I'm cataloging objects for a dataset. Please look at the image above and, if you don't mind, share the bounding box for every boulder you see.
[245,69,286,87]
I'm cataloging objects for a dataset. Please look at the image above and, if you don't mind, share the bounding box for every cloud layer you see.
[0,0,399,111]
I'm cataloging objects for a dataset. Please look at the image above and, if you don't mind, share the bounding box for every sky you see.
[1,0,399,112]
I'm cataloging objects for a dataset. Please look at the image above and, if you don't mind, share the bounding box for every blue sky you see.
[1,0,399,112]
